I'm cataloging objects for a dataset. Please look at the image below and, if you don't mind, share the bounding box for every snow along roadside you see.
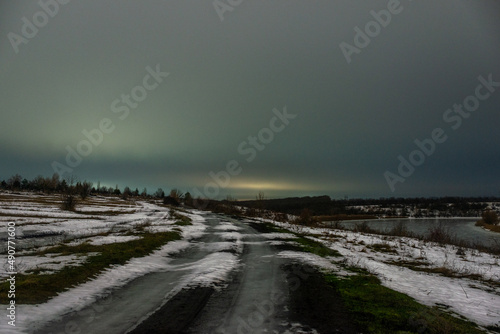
[261,219,500,328]
[0,211,238,334]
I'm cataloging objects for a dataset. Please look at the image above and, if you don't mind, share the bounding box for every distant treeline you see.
[0,173,167,199]
[236,195,499,217]
[237,196,334,216]
[1,173,498,217]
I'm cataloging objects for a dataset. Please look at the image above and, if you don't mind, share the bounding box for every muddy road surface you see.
[35,214,357,334]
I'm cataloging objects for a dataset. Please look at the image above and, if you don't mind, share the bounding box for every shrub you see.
[294,208,318,226]
[427,224,457,244]
[61,194,77,211]
[164,196,180,206]
[353,221,375,233]
[122,186,132,200]
[389,221,413,237]
[481,210,499,225]
[184,192,193,206]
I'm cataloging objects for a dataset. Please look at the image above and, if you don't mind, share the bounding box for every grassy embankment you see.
[325,273,486,334]
[254,220,491,333]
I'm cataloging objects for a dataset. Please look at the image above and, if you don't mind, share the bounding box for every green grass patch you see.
[293,236,341,257]
[249,221,290,234]
[0,231,181,304]
[325,274,485,334]
[174,220,192,226]
[249,221,340,257]
[173,213,192,226]
[486,325,500,333]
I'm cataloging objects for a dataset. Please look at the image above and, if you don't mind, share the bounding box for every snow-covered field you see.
[0,193,195,277]
[1,192,499,332]
[0,193,241,333]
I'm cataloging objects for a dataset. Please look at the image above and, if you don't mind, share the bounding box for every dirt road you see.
[35,214,358,334]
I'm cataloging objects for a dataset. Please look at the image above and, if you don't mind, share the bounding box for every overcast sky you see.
[1,0,500,199]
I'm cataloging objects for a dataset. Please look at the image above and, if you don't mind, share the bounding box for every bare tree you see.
[61,193,77,211]
[80,181,93,199]
[184,192,193,206]
[154,188,165,198]
[164,189,183,206]
[170,189,184,201]
[256,191,265,215]
[7,174,22,190]
[49,173,60,192]
[122,186,132,200]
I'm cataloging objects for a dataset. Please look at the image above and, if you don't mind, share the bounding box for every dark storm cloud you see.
[1,0,499,198]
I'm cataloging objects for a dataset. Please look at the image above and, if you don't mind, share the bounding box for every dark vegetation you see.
[60,193,77,211]
[475,210,500,233]
[171,208,192,226]
[238,195,334,216]
[237,195,497,218]
[481,210,499,225]
[285,263,360,334]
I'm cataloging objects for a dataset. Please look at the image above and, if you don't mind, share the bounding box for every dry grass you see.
[0,193,61,204]
[0,192,137,219]
[368,243,398,254]
[476,220,500,233]
[384,260,500,290]
[325,219,500,255]
[75,209,135,216]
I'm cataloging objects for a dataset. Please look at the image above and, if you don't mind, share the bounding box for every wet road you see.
[34,214,296,334]
[187,218,290,333]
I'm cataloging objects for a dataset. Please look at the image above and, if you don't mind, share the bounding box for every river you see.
[335,218,500,248]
